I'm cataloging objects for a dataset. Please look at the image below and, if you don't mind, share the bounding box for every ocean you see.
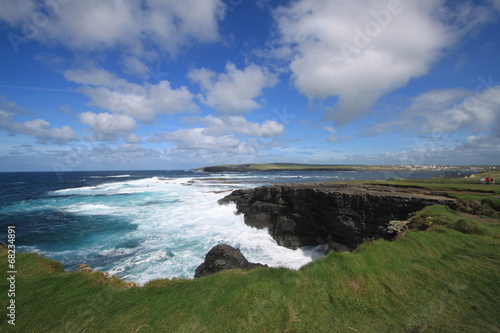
[0,169,447,284]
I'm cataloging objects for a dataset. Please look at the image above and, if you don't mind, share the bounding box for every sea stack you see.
[194,244,268,278]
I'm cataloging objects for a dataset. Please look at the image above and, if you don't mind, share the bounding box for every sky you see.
[0,0,499,172]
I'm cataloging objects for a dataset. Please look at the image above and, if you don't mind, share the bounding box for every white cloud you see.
[78,112,137,141]
[1,0,225,56]
[456,134,499,151]
[402,132,500,165]
[65,68,197,123]
[201,115,284,137]
[273,0,498,126]
[148,115,284,160]
[163,128,242,152]
[64,68,128,89]
[120,143,143,152]
[493,0,500,10]
[125,134,142,144]
[0,0,36,26]
[423,89,498,134]
[189,62,278,114]
[371,86,500,136]
[0,95,30,114]
[122,57,150,78]
[323,126,350,143]
[0,110,78,144]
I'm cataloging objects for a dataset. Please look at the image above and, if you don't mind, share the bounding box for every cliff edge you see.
[219,183,456,251]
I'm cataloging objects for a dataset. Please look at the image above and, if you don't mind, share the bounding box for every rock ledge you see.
[219,183,456,251]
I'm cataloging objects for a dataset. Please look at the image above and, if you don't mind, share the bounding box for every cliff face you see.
[219,183,456,251]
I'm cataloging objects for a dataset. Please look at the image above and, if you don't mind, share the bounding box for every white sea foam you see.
[37,175,322,284]
[63,204,125,215]
[97,247,137,257]
[89,175,130,179]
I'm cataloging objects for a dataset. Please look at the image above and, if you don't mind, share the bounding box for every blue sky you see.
[0,0,499,171]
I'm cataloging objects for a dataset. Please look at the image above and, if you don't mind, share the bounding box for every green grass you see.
[2,209,499,332]
[408,205,498,235]
[364,179,500,193]
[363,176,500,219]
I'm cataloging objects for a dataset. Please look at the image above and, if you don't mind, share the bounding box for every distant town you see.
[355,164,498,172]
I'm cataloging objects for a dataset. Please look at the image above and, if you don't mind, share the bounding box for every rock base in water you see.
[194,244,268,278]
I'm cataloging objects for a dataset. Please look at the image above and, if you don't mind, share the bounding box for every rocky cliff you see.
[219,183,456,251]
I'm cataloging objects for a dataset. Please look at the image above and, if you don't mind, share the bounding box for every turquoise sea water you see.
[0,169,454,284]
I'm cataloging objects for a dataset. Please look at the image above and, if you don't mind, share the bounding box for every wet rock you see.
[194,244,268,278]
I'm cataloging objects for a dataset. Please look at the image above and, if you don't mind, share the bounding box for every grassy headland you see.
[201,163,488,173]
[1,176,499,332]
[202,163,362,172]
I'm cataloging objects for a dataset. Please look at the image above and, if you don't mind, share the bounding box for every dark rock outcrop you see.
[194,244,268,278]
[219,183,456,252]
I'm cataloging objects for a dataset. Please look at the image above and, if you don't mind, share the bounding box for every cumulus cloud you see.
[0,95,31,115]
[1,0,225,56]
[421,88,499,134]
[0,1,36,26]
[273,0,498,126]
[64,68,127,89]
[79,112,137,141]
[0,110,78,144]
[65,68,197,123]
[148,115,284,158]
[201,115,284,137]
[323,126,350,143]
[371,86,500,136]
[125,134,142,144]
[162,128,241,152]
[122,57,150,78]
[402,133,500,165]
[189,62,278,114]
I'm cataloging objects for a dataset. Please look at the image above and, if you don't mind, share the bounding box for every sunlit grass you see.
[1,211,498,332]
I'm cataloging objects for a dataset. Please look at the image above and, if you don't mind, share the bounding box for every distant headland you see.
[200,163,491,173]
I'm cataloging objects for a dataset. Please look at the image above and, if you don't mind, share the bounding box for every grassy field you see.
[363,171,500,215]
[1,178,499,332]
